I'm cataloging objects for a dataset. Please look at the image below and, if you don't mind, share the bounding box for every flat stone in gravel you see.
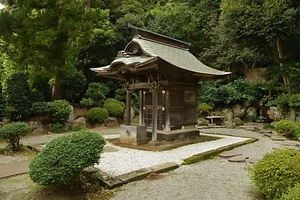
[270,135,286,141]
[228,155,249,162]
[249,158,260,164]
[279,141,300,146]
[149,162,179,173]
[104,145,119,152]
[218,151,242,158]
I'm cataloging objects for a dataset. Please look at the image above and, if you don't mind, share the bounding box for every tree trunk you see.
[276,37,290,94]
[51,80,64,100]
[85,0,91,12]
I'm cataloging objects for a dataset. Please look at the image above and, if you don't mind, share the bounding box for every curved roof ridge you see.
[131,38,230,76]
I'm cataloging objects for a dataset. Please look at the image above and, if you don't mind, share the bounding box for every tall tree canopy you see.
[0,0,115,99]
[219,0,300,93]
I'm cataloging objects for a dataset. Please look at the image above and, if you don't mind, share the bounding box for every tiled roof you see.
[91,33,230,78]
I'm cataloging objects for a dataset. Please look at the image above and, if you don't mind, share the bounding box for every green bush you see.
[63,71,87,103]
[282,184,300,200]
[0,84,6,120]
[275,120,298,139]
[263,123,275,130]
[73,125,86,131]
[49,123,66,133]
[50,100,72,124]
[5,72,33,120]
[104,98,125,110]
[87,107,108,123]
[197,103,212,117]
[0,122,31,151]
[29,130,106,188]
[31,101,51,116]
[80,82,109,108]
[104,103,124,117]
[250,149,300,200]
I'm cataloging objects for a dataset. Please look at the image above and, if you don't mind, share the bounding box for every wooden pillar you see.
[139,90,144,125]
[164,89,170,131]
[125,89,131,125]
[151,88,158,141]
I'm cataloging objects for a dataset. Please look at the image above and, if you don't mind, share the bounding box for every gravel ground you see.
[111,128,281,200]
[96,133,247,176]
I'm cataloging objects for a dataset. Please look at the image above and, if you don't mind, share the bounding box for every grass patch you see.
[107,135,220,151]
[0,145,37,158]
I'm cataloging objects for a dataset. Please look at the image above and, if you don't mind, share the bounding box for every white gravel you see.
[96,133,248,176]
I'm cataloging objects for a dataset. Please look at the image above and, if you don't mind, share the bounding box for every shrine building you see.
[91,24,230,145]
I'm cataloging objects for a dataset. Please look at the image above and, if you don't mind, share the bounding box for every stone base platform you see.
[147,128,200,141]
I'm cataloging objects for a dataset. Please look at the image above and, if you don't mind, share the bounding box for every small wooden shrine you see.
[91,24,230,144]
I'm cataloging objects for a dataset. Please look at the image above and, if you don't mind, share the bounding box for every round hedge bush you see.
[104,98,125,110]
[50,100,72,124]
[87,107,108,123]
[103,103,124,117]
[29,130,106,188]
[275,120,298,139]
[250,149,300,200]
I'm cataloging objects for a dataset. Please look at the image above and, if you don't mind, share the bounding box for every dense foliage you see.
[0,84,5,120]
[0,122,31,151]
[5,73,33,121]
[0,0,299,114]
[250,149,300,200]
[282,184,300,200]
[29,130,106,188]
[80,82,109,108]
[199,78,267,106]
[87,107,109,123]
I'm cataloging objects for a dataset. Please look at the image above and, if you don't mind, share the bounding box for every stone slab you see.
[149,162,179,173]
[103,145,119,153]
[228,155,249,163]
[84,167,123,189]
[218,151,242,158]
[0,160,29,179]
[279,141,300,147]
[270,135,286,141]
[117,168,152,184]
[263,132,275,137]
[249,158,260,164]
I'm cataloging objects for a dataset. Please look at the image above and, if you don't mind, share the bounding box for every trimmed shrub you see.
[49,123,66,133]
[5,72,32,120]
[50,100,72,124]
[250,149,300,200]
[87,107,108,123]
[80,82,109,108]
[282,184,300,200]
[104,98,125,110]
[29,130,106,188]
[0,122,31,151]
[103,99,125,117]
[31,101,51,116]
[104,103,124,117]
[197,103,212,117]
[275,120,298,139]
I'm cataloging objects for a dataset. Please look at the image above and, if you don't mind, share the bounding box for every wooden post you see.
[164,89,170,131]
[151,89,158,141]
[126,89,131,125]
[139,90,144,125]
